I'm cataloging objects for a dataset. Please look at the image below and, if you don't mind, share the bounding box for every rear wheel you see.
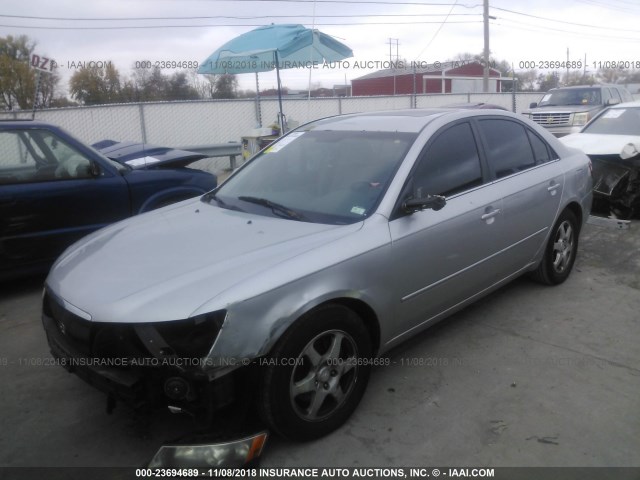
[531,209,579,285]
[258,304,372,441]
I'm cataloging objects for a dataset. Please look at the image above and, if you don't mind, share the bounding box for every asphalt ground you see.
[0,219,638,476]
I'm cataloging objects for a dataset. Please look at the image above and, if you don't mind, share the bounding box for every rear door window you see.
[477,119,536,179]
[608,88,621,103]
[618,87,633,103]
[526,130,555,164]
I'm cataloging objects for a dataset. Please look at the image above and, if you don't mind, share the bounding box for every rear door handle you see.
[547,182,560,194]
[481,209,501,221]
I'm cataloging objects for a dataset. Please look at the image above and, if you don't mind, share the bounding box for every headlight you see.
[573,112,590,126]
[91,310,226,362]
[148,431,268,468]
[153,310,227,359]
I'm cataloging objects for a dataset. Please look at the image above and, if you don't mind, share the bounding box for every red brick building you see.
[352,61,506,96]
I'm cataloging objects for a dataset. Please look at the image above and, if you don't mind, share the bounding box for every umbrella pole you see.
[275,50,286,135]
[255,72,262,127]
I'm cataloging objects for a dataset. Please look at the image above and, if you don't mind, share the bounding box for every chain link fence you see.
[3,91,639,172]
[0,92,551,146]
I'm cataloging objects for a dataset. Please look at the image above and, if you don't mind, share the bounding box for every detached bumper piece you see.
[148,431,268,469]
[41,290,233,416]
[590,154,640,219]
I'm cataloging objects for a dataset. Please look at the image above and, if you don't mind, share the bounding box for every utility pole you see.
[387,38,400,95]
[387,38,399,63]
[482,0,490,92]
[584,53,587,80]
[567,47,570,85]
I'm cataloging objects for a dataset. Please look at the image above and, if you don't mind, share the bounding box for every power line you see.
[216,0,480,5]
[0,21,484,30]
[415,0,459,59]
[492,18,640,43]
[492,5,640,33]
[574,0,640,12]
[0,13,481,21]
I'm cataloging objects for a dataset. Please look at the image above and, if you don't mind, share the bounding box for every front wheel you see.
[531,209,579,285]
[258,304,372,441]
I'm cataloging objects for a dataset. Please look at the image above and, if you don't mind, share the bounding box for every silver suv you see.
[523,84,633,137]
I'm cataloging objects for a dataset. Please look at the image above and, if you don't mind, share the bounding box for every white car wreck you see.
[562,100,640,218]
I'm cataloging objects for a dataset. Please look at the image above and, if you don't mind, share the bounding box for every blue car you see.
[0,120,217,280]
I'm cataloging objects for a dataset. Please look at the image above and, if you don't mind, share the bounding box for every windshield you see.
[211,128,417,224]
[582,107,640,135]
[538,88,601,107]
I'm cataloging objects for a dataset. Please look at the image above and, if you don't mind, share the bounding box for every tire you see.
[530,209,579,285]
[258,304,372,441]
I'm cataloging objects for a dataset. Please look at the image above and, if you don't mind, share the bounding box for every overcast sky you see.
[1,0,639,94]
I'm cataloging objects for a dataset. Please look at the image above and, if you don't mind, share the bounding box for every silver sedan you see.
[42,108,593,441]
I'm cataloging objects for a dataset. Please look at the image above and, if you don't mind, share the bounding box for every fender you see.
[138,186,208,213]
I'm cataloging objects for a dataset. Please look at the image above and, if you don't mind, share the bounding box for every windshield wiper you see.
[238,196,307,221]
[203,192,245,212]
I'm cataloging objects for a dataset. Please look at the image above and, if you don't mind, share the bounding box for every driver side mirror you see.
[529,102,538,108]
[403,188,446,214]
[89,160,101,177]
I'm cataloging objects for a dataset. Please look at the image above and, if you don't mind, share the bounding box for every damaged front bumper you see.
[41,289,240,418]
[590,154,640,219]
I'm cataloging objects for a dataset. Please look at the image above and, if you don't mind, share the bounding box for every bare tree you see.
[0,34,60,110]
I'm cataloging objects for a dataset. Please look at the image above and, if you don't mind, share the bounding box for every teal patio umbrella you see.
[198,24,353,133]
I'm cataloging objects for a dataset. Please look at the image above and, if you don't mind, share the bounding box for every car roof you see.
[552,83,620,90]
[306,108,513,133]
[608,100,640,108]
[549,84,627,91]
[0,119,55,128]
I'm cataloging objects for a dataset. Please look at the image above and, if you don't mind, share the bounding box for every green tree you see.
[139,67,168,101]
[515,69,538,91]
[0,35,60,110]
[123,67,200,101]
[188,69,218,99]
[537,72,560,91]
[69,63,122,105]
[212,74,238,99]
[167,71,199,100]
[596,68,624,84]
[562,70,594,86]
[189,69,238,99]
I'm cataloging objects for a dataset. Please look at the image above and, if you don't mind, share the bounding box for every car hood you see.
[47,199,360,323]
[560,133,640,156]
[92,140,208,169]
[523,105,600,115]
